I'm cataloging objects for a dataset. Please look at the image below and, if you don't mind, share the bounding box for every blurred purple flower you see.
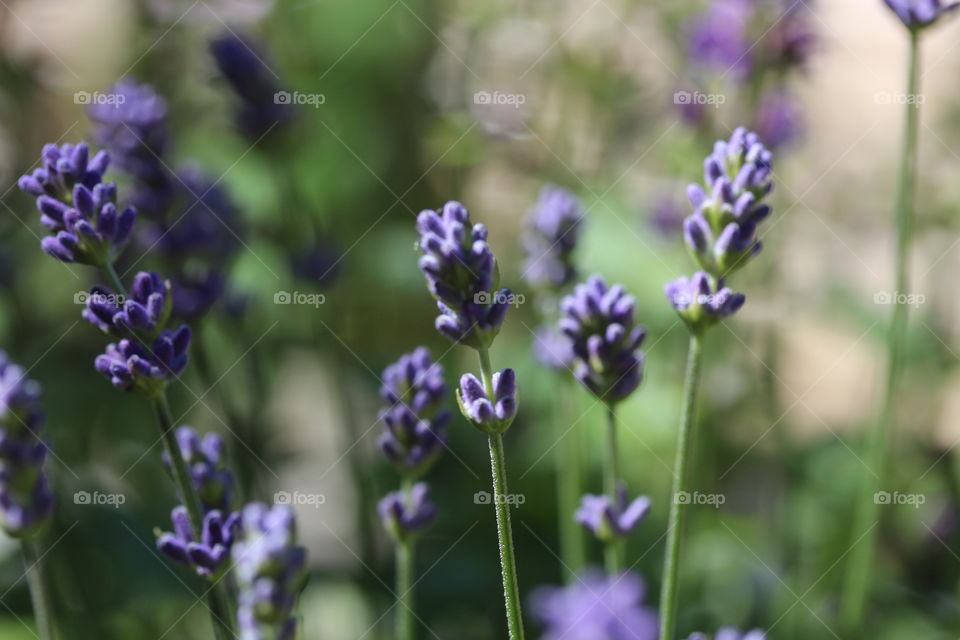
[378,482,437,541]
[687,628,767,640]
[163,426,234,513]
[457,368,518,434]
[687,0,754,81]
[559,276,646,406]
[576,485,651,542]
[157,506,240,579]
[649,193,685,238]
[752,90,804,149]
[532,569,658,640]
[521,185,584,291]
[533,324,575,372]
[883,0,959,30]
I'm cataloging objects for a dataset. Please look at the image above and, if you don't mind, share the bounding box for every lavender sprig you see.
[416,201,525,639]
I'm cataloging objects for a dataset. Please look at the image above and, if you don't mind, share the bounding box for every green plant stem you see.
[396,477,415,640]
[104,261,127,297]
[555,377,585,581]
[477,348,525,640]
[604,403,622,576]
[22,538,54,640]
[154,393,235,640]
[659,333,704,640]
[840,30,921,632]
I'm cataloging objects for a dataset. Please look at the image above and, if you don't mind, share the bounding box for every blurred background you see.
[0,0,959,638]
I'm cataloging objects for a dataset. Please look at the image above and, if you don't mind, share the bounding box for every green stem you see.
[659,333,704,640]
[104,261,127,297]
[477,348,525,640]
[555,378,585,581]
[396,477,415,640]
[154,393,235,640]
[22,538,54,640]
[604,403,622,576]
[840,30,921,632]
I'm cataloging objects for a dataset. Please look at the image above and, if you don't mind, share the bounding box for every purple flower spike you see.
[157,506,240,580]
[576,485,651,542]
[521,185,584,290]
[532,569,658,640]
[377,348,449,476]
[456,369,519,434]
[883,0,959,30]
[17,142,110,201]
[378,482,437,542]
[162,426,234,513]
[82,272,172,336]
[665,272,745,334]
[685,127,773,277]
[687,628,767,640]
[94,324,191,397]
[233,503,307,640]
[0,352,53,537]
[559,276,646,406]
[416,201,511,349]
[687,0,754,81]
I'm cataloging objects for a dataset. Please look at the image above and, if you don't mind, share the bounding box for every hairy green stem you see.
[22,538,54,640]
[659,333,704,640]
[396,476,415,640]
[840,31,920,632]
[555,378,585,581]
[154,394,235,640]
[478,348,525,640]
[604,404,622,576]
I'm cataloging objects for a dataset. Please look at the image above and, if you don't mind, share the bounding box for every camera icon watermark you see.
[274,291,326,308]
[473,91,526,109]
[873,290,925,308]
[74,490,126,508]
[874,91,925,106]
[273,491,326,509]
[473,490,525,507]
[274,91,326,108]
[874,491,925,508]
[674,491,725,508]
[75,290,125,305]
[673,90,726,109]
[473,291,525,308]
[74,91,126,107]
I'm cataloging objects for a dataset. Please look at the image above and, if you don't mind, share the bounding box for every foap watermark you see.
[74,490,126,508]
[274,291,326,308]
[274,90,326,108]
[474,490,525,507]
[674,491,725,508]
[74,91,126,107]
[874,491,925,508]
[874,91,926,106]
[473,91,526,109]
[75,290,125,305]
[873,290,925,308]
[474,291,525,307]
[673,90,726,108]
[274,491,326,509]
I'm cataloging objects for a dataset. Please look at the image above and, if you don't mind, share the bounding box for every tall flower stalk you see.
[0,354,56,639]
[659,127,773,640]
[17,142,235,639]
[376,348,447,640]
[842,1,957,627]
[415,201,524,638]
[559,276,649,575]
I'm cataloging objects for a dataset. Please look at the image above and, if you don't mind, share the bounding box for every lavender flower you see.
[416,201,511,349]
[163,427,234,513]
[210,33,293,139]
[532,569,658,640]
[457,369,518,434]
[82,272,172,335]
[233,503,307,640]
[883,0,959,29]
[0,353,53,537]
[533,324,575,371]
[95,325,191,396]
[157,506,240,579]
[378,482,437,542]
[752,90,804,150]
[378,348,449,476]
[685,128,773,277]
[522,185,584,290]
[687,629,767,640]
[665,271,745,333]
[559,276,646,405]
[18,142,110,202]
[687,0,753,81]
[576,486,651,542]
